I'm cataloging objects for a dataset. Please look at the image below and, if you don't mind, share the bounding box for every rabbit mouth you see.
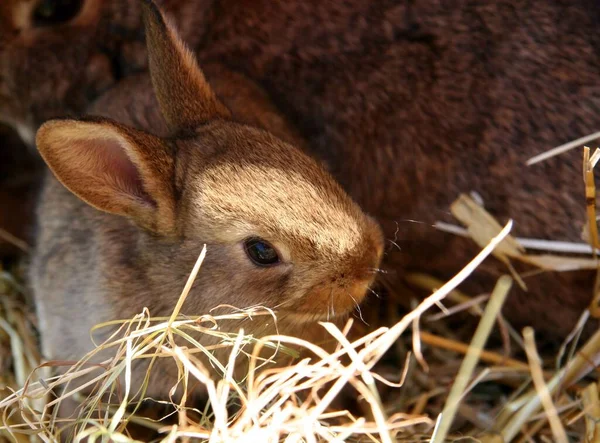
[279,280,373,324]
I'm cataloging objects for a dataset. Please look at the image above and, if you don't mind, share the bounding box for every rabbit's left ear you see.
[36,117,177,234]
[141,0,231,133]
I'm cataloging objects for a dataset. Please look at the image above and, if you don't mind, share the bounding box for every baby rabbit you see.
[31,0,383,406]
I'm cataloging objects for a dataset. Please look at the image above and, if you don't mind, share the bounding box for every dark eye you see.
[244,238,280,267]
[32,0,84,27]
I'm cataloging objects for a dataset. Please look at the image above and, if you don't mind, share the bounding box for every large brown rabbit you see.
[0,124,40,257]
[0,0,211,142]
[10,0,600,338]
[0,0,213,255]
[194,1,600,339]
[31,0,384,413]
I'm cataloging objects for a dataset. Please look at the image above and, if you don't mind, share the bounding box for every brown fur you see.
[196,0,600,338]
[5,1,600,339]
[0,0,212,256]
[31,0,384,410]
[0,0,212,137]
[0,124,40,257]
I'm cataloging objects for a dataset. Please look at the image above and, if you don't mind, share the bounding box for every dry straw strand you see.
[523,327,569,443]
[581,383,600,442]
[527,130,600,165]
[5,132,600,442]
[431,275,512,442]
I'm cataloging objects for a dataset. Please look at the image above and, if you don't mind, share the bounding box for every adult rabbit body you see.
[5,0,598,343]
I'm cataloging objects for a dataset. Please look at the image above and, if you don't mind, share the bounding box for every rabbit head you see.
[0,0,139,144]
[34,0,384,335]
[0,0,208,145]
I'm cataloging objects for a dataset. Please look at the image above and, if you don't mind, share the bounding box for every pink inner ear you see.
[84,137,155,207]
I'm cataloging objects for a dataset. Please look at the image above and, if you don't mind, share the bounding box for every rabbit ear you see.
[36,118,176,234]
[141,0,231,133]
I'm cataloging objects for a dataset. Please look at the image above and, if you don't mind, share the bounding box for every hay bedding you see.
[1,141,600,442]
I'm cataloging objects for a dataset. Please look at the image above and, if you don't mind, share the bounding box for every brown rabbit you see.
[0,124,41,257]
[0,0,213,142]
[190,0,600,339]
[30,0,384,411]
[11,0,600,339]
[0,0,214,256]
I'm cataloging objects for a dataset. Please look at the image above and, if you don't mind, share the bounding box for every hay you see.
[1,143,600,442]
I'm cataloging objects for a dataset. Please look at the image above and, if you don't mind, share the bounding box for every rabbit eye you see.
[33,0,84,27]
[244,238,280,267]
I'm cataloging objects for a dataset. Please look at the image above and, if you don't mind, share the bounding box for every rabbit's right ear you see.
[141,0,231,133]
[36,118,177,234]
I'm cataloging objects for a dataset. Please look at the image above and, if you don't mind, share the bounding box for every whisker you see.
[385,221,402,252]
[362,267,397,276]
[331,286,336,318]
[367,267,390,274]
[386,238,402,252]
[348,292,368,325]
[396,218,435,225]
[367,287,381,299]
[327,286,334,321]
